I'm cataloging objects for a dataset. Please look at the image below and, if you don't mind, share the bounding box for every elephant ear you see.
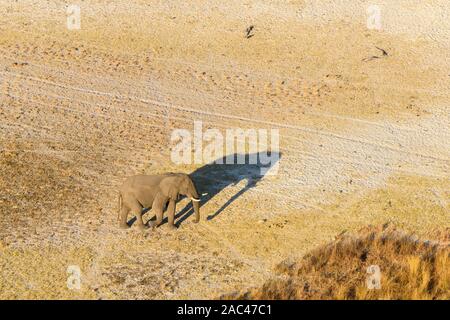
[160,176,179,201]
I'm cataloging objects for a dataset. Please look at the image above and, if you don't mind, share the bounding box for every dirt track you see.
[0,0,449,299]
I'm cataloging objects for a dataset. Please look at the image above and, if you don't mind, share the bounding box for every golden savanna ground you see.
[0,1,449,299]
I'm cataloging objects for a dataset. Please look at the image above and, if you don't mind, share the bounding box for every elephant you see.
[118,173,201,230]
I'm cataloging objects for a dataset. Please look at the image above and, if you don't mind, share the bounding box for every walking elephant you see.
[118,173,201,230]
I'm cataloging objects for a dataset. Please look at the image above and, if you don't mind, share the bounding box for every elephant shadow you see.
[172,151,281,227]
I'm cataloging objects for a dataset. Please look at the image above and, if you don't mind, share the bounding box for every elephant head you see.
[160,173,201,223]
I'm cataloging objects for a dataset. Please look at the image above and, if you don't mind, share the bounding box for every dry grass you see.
[224,224,449,300]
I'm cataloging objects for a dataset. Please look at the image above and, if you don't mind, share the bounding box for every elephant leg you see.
[129,201,147,230]
[151,207,163,229]
[119,206,130,229]
[166,199,176,230]
[150,195,165,229]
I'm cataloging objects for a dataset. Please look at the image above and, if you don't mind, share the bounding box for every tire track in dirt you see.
[3,70,449,166]
[8,84,448,188]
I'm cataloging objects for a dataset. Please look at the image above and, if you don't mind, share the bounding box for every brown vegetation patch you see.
[224,225,449,300]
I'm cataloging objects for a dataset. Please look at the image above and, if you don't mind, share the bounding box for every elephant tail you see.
[117,193,122,221]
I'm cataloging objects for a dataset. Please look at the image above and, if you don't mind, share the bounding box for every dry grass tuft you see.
[223,224,449,300]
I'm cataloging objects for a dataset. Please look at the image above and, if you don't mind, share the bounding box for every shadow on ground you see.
[173,152,281,227]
